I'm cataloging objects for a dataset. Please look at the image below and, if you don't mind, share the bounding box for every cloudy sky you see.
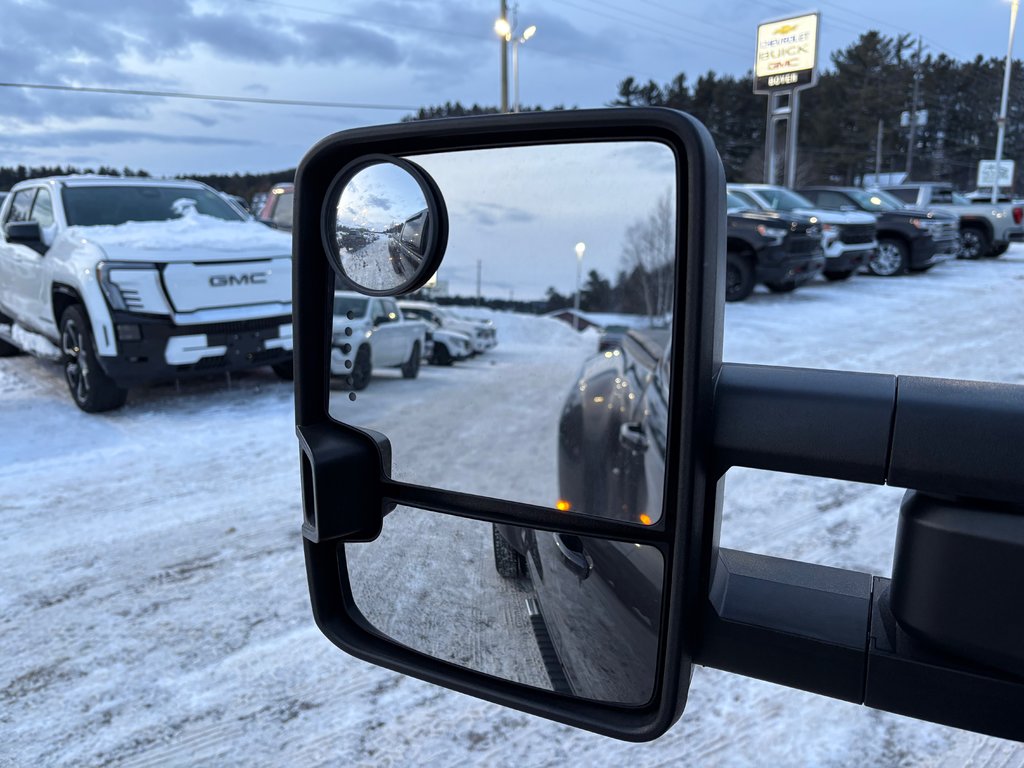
[1,1,1019,177]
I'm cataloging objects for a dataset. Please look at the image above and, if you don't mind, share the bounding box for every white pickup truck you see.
[331,292,428,390]
[398,301,498,354]
[0,175,294,412]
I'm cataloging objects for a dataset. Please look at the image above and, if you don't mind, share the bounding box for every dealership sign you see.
[977,159,1015,189]
[754,13,820,93]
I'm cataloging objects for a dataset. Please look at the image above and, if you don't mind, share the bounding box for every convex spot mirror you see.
[323,156,447,295]
[294,109,725,741]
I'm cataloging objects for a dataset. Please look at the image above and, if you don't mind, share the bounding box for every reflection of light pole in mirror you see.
[574,241,586,330]
[512,25,536,113]
[494,14,511,113]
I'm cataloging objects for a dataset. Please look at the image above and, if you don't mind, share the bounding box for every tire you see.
[0,310,22,357]
[824,269,855,282]
[431,343,453,366]
[725,252,755,302]
[765,281,798,293]
[400,341,421,379]
[492,524,526,579]
[59,305,128,412]
[990,242,1010,257]
[869,238,909,276]
[349,345,372,391]
[271,359,293,380]
[958,226,990,260]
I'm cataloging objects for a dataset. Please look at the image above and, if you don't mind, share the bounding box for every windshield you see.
[847,189,901,212]
[755,187,815,211]
[333,295,368,317]
[870,189,911,209]
[63,185,244,226]
[726,191,748,209]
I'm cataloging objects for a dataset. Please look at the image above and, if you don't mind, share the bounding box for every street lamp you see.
[574,241,585,330]
[494,16,536,113]
[993,0,1020,203]
[512,25,536,113]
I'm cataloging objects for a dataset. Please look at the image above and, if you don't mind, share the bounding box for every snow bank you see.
[66,213,291,252]
[454,307,596,349]
[10,324,61,360]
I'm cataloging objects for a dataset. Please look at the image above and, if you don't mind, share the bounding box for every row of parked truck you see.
[723,181,1023,302]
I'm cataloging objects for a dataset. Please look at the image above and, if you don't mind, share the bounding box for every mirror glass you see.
[328,141,677,526]
[329,161,434,293]
[346,505,664,705]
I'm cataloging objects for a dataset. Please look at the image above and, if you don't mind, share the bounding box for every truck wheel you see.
[492,524,526,579]
[990,242,1010,257]
[824,269,855,281]
[400,341,421,379]
[431,343,453,366]
[725,252,755,302]
[0,310,22,357]
[271,359,293,380]
[765,281,798,293]
[958,227,990,260]
[348,346,372,391]
[60,305,128,413]
[869,239,908,276]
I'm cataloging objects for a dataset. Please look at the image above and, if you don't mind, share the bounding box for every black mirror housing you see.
[292,108,726,740]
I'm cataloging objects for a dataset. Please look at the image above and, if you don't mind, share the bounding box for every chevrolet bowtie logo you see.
[774,24,798,35]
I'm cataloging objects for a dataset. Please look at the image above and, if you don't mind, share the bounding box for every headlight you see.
[756,224,788,241]
[821,223,836,233]
[96,261,169,314]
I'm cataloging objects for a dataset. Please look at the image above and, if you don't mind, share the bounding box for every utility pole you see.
[993,0,1020,203]
[875,118,884,178]
[906,36,922,178]
[500,0,509,113]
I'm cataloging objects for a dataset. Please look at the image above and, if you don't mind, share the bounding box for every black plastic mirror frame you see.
[321,153,449,297]
[292,108,726,741]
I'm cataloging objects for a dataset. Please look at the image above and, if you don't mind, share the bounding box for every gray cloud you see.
[6,128,256,148]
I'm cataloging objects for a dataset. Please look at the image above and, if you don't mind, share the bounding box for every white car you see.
[398,301,497,353]
[423,322,473,365]
[0,175,294,411]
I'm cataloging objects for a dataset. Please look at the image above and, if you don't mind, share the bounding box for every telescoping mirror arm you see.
[697,363,1024,741]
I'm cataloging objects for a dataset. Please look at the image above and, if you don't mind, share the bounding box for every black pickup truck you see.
[725,192,825,301]
[799,186,959,275]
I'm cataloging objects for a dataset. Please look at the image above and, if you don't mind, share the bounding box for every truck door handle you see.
[619,422,648,452]
[553,533,591,580]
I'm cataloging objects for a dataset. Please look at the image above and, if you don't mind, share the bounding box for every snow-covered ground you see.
[3,254,1024,766]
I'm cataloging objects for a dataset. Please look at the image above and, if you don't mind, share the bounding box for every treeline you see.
[615,31,1024,190]
[0,165,150,189]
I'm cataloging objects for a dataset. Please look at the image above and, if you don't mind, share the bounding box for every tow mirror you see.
[293,108,724,739]
[293,109,1024,743]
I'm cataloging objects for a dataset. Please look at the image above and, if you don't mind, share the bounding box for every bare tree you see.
[620,190,675,324]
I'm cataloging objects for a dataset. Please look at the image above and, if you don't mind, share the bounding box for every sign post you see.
[754,13,820,187]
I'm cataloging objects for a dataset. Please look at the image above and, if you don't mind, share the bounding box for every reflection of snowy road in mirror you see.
[339,236,393,289]
[3,256,1024,765]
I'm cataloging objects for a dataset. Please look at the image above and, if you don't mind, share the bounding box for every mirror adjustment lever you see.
[296,422,391,544]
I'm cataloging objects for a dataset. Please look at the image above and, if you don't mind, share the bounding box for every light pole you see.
[494,2,509,113]
[494,16,535,113]
[512,25,536,113]
[993,0,1020,203]
[574,242,585,330]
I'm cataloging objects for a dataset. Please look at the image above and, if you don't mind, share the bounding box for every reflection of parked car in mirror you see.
[257,182,294,232]
[331,291,428,390]
[725,192,825,301]
[798,186,959,276]
[0,175,294,412]
[387,208,428,276]
[728,184,877,282]
[493,328,670,701]
[398,301,497,353]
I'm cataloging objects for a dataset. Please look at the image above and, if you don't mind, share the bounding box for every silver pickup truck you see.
[880,182,1024,259]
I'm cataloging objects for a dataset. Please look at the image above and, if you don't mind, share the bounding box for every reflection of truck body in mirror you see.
[387,208,428,276]
[331,291,427,390]
[493,328,670,703]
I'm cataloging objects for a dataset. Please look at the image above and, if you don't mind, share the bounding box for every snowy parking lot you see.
[3,254,1024,766]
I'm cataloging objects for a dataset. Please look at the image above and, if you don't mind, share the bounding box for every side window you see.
[6,189,35,224]
[816,191,851,209]
[272,192,293,228]
[30,189,55,228]
[732,191,760,208]
[370,299,388,325]
[887,188,919,205]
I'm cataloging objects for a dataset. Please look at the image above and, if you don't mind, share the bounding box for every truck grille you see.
[930,221,959,241]
[786,234,823,255]
[839,223,876,244]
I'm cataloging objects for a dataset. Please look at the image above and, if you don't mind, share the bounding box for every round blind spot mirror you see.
[324,156,447,296]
